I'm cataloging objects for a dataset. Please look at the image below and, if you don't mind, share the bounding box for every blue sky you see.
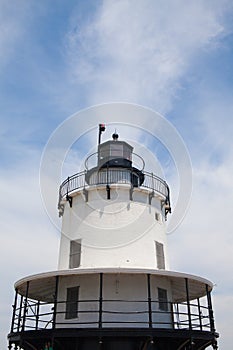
[1,1,233,349]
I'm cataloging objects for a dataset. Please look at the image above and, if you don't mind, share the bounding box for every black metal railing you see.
[84,151,145,171]
[10,297,213,333]
[58,169,170,214]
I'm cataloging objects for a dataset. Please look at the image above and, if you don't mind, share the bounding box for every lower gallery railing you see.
[10,297,214,333]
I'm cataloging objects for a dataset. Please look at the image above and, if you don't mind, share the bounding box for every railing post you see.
[206,284,216,333]
[170,302,175,329]
[176,303,180,329]
[99,273,103,328]
[53,276,59,330]
[22,281,29,331]
[67,176,70,192]
[17,295,23,332]
[185,278,192,330]
[35,301,40,330]
[197,298,203,331]
[107,166,109,186]
[147,274,153,328]
[10,289,18,333]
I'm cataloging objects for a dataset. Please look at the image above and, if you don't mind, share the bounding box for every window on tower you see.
[155,241,165,269]
[69,240,81,268]
[155,212,161,222]
[65,286,79,319]
[158,287,168,311]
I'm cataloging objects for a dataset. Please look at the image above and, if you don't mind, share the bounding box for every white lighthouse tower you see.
[8,124,218,350]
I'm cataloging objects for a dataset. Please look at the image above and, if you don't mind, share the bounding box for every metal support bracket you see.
[161,198,171,221]
[66,195,73,208]
[129,186,134,201]
[148,191,154,205]
[83,188,88,202]
[58,204,65,217]
[106,185,110,200]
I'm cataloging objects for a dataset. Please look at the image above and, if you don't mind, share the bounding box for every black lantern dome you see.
[85,133,145,187]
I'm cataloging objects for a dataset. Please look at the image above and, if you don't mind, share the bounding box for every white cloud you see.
[0,147,59,349]
[0,0,32,70]
[213,294,233,349]
[168,146,233,349]
[65,0,229,111]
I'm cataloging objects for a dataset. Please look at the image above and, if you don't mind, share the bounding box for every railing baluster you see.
[22,281,29,332]
[17,295,23,332]
[197,298,203,331]
[35,301,40,330]
[99,273,103,328]
[10,289,18,333]
[170,302,175,329]
[206,284,216,333]
[53,276,59,330]
[147,274,152,328]
[185,278,192,330]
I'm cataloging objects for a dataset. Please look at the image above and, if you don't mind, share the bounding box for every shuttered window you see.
[69,240,81,269]
[155,241,165,269]
[158,287,168,311]
[65,286,79,319]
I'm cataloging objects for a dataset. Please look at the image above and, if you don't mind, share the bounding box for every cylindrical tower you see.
[8,125,218,350]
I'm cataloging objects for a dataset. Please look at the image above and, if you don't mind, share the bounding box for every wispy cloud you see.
[0,1,32,70]
[61,3,233,348]
[65,0,229,111]
[0,147,59,346]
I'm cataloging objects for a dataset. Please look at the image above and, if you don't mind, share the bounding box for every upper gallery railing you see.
[58,168,170,216]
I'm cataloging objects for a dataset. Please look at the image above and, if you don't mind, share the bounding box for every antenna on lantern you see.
[98,123,106,144]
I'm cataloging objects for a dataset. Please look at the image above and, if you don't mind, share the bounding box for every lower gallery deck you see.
[9,328,218,350]
[8,269,218,350]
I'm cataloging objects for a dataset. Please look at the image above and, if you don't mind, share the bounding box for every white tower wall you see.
[58,185,169,271]
[56,272,172,329]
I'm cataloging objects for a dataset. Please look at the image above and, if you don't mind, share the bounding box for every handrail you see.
[84,151,145,171]
[11,297,212,333]
[58,169,171,216]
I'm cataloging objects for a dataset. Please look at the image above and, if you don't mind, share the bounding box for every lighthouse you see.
[8,124,218,350]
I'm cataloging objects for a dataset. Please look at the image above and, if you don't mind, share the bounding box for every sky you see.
[1,0,233,348]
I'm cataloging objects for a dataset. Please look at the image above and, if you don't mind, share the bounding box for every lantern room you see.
[98,134,133,168]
